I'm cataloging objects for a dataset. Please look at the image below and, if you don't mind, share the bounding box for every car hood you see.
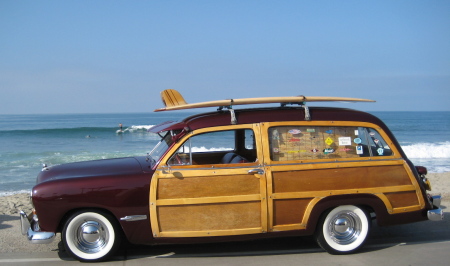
[36,157,153,184]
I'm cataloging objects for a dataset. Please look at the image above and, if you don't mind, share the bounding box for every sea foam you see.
[402,142,450,159]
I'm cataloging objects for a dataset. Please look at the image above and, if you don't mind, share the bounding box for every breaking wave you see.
[2,125,156,136]
[401,142,450,159]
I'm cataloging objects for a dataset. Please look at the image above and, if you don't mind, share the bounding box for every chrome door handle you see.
[248,169,264,175]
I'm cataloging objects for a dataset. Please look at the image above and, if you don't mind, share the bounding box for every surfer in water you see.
[119,123,123,132]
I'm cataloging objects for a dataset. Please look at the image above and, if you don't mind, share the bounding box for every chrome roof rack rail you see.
[279,101,310,121]
[217,102,237,125]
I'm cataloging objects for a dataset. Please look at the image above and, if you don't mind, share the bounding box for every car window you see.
[168,129,257,166]
[188,130,235,152]
[148,131,175,163]
[268,126,392,161]
[365,127,392,156]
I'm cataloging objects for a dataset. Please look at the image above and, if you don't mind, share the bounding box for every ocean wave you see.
[402,142,450,159]
[191,146,233,152]
[1,125,156,136]
[0,190,30,197]
[431,166,450,173]
[117,125,155,134]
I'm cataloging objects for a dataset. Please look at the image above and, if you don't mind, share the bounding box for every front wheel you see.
[315,205,370,255]
[62,210,122,262]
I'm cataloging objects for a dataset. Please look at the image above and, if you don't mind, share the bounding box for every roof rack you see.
[154,89,375,124]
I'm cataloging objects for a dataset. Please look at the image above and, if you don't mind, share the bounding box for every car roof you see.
[148,106,386,133]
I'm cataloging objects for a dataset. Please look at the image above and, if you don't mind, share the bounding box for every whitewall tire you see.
[315,205,370,254]
[62,211,121,262]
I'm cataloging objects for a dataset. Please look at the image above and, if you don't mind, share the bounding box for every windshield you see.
[148,132,174,163]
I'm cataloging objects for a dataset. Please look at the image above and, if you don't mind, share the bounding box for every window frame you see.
[162,124,261,167]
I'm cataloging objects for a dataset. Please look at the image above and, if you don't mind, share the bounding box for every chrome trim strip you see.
[120,215,148,222]
[19,211,56,244]
[167,158,404,171]
[265,158,404,168]
[168,164,262,171]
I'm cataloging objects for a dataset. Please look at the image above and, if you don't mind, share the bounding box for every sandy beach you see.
[0,172,448,253]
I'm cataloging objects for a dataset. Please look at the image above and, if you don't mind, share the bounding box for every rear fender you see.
[306,194,388,234]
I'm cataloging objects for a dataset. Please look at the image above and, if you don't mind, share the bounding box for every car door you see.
[149,124,268,238]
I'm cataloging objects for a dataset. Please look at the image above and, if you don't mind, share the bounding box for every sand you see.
[0,172,448,253]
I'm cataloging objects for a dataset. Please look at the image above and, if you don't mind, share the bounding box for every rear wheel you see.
[62,210,121,262]
[315,205,370,254]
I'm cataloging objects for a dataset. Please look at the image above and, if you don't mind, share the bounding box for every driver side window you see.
[168,129,256,166]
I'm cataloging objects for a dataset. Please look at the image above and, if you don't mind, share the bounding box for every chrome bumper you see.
[427,194,444,221]
[19,210,56,244]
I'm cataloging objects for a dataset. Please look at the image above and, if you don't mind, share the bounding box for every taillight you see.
[416,166,431,190]
[416,166,428,175]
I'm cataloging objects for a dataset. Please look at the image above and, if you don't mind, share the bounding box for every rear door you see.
[260,121,426,233]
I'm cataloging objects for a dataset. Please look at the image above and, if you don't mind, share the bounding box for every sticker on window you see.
[338,137,351,146]
[356,145,363,155]
[323,148,335,154]
[288,129,301,134]
[377,148,384,155]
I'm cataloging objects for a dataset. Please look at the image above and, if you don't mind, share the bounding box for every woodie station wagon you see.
[20,89,443,261]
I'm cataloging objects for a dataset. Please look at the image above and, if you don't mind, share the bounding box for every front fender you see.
[32,173,153,243]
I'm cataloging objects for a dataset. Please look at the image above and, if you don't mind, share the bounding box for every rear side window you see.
[268,126,392,161]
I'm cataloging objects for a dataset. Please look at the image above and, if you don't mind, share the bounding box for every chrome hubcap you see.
[75,221,108,253]
[328,211,361,245]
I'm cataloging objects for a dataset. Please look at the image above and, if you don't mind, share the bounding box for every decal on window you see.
[338,137,352,146]
[268,126,393,161]
[325,137,334,146]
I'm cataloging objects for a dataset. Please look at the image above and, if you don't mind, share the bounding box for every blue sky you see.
[1,0,449,114]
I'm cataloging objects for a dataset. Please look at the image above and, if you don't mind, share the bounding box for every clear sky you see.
[1,0,449,114]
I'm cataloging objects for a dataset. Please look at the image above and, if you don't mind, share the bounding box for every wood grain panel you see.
[158,175,260,199]
[385,191,419,208]
[272,165,411,193]
[157,202,261,232]
[273,198,312,226]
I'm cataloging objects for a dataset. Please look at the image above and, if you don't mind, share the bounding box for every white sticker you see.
[355,130,359,136]
[356,145,363,155]
[338,137,352,146]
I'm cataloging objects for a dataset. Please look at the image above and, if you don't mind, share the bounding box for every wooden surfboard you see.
[154,89,375,112]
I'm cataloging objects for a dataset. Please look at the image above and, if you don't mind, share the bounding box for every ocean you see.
[1,111,449,196]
